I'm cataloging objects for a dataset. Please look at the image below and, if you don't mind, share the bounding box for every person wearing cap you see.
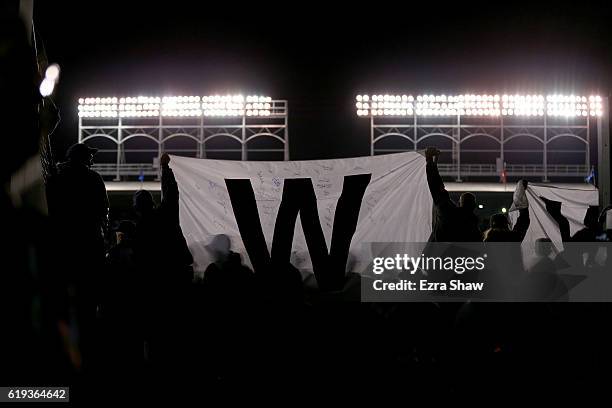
[45,143,109,370]
[47,143,109,251]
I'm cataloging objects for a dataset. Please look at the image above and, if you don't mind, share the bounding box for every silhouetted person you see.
[599,205,612,233]
[1,14,63,386]
[132,153,193,370]
[483,181,530,242]
[425,147,481,242]
[201,234,259,380]
[597,206,612,244]
[105,220,138,315]
[47,143,109,255]
[107,220,137,272]
[133,153,193,285]
[571,206,600,242]
[46,143,109,372]
[46,143,108,294]
[102,220,141,377]
[568,206,601,267]
[481,208,531,299]
[541,197,602,268]
[203,234,254,299]
[522,238,568,300]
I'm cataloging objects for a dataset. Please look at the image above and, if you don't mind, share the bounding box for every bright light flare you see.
[45,64,61,81]
[40,63,61,97]
[39,78,55,97]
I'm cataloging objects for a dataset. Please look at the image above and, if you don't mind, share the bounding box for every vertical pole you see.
[586,115,591,169]
[156,113,162,181]
[241,111,247,161]
[543,113,549,182]
[78,116,82,143]
[283,101,289,160]
[370,115,374,156]
[598,97,611,208]
[500,115,504,166]
[456,114,461,182]
[199,114,205,159]
[158,114,163,157]
[115,116,122,181]
[413,112,418,151]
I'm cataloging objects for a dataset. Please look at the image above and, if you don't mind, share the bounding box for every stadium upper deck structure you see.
[78,92,610,206]
[78,94,288,180]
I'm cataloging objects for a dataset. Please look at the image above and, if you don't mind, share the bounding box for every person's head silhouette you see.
[459,192,477,212]
[206,234,231,263]
[65,143,97,167]
[133,189,155,214]
[489,213,510,230]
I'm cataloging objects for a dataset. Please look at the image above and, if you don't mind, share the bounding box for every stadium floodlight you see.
[356,94,603,117]
[78,94,277,118]
[39,78,55,97]
[45,64,61,82]
[40,63,61,97]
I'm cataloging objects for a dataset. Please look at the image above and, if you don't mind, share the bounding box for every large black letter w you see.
[225,174,371,291]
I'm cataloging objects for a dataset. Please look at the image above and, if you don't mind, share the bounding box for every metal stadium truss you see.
[357,93,606,181]
[78,95,288,180]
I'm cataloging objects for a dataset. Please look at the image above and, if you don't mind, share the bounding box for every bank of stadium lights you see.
[77,95,273,118]
[355,94,604,117]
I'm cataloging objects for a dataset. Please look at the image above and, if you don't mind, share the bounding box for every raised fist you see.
[425,147,441,162]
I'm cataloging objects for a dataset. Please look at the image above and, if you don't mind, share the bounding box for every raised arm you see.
[510,180,530,241]
[512,207,530,242]
[425,147,450,206]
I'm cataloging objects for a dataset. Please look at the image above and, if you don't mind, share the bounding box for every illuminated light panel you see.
[78,95,275,118]
[356,94,603,117]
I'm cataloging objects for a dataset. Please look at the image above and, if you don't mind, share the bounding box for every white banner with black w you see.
[170,152,433,287]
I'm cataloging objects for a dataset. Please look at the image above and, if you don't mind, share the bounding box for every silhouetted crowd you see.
[5,142,608,401]
[2,11,611,404]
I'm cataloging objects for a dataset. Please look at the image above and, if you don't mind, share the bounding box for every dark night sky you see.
[33,1,612,160]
